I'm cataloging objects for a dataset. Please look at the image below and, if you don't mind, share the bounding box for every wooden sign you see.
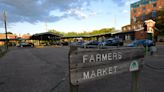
[69,47,144,85]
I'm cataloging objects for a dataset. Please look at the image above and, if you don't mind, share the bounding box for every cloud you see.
[66,8,88,19]
[112,0,139,6]
[64,8,101,19]
[123,9,128,13]
[0,0,101,24]
[111,0,126,6]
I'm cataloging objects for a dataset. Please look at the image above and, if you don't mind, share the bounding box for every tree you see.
[48,28,115,37]
[48,29,63,36]
[88,28,115,36]
[156,8,164,35]
[64,32,78,36]
[6,32,13,34]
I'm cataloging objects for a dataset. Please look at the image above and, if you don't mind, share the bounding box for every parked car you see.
[17,42,34,47]
[69,41,84,46]
[49,42,61,45]
[61,41,69,46]
[82,40,100,48]
[8,42,16,46]
[127,39,155,47]
[100,38,123,46]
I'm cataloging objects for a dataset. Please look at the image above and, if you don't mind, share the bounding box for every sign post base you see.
[132,71,139,92]
[70,84,79,92]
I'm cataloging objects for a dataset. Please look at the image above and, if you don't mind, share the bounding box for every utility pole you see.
[114,15,116,30]
[3,11,8,49]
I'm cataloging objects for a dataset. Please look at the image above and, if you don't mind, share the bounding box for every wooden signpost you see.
[69,46,144,92]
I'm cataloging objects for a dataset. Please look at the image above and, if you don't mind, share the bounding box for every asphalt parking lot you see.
[0,46,164,92]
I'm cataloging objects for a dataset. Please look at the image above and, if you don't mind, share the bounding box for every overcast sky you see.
[0,0,139,35]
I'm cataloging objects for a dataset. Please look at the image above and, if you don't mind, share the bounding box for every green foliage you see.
[6,32,13,34]
[156,8,164,35]
[48,29,63,36]
[48,28,115,37]
[90,28,115,36]
[64,32,79,36]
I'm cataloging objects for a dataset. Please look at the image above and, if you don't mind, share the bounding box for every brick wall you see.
[135,31,147,40]
[131,0,164,24]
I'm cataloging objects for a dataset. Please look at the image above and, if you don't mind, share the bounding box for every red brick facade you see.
[135,31,147,40]
[0,34,17,39]
[21,34,31,39]
[131,0,164,24]
[0,34,17,45]
[121,0,163,40]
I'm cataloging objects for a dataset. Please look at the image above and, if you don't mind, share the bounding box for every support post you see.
[145,45,148,55]
[70,84,79,92]
[69,46,79,92]
[132,71,139,92]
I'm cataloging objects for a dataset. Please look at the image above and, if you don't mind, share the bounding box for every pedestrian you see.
[150,46,157,56]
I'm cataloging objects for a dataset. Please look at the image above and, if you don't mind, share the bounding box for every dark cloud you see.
[0,0,101,24]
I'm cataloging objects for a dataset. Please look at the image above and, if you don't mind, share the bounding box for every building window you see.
[141,0,149,5]
[142,7,146,11]
[134,10,137,13]
[151,0,157,2]
[133,16,137,23]
[142,7,146,12]
[142,14,146,21]
[152,10,157,18]
[131,1,140,9]
[153,3,156,7]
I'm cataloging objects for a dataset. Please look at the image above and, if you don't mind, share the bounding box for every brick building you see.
[0,34,17,46]
[21,34,31,39]
[122,0,164,32]
[121,0,164,40]
[131,0,164,24]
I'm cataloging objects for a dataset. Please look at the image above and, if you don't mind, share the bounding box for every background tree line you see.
[48,28,115,37]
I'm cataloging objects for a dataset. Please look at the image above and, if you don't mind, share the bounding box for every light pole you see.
[3,11,8,49]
